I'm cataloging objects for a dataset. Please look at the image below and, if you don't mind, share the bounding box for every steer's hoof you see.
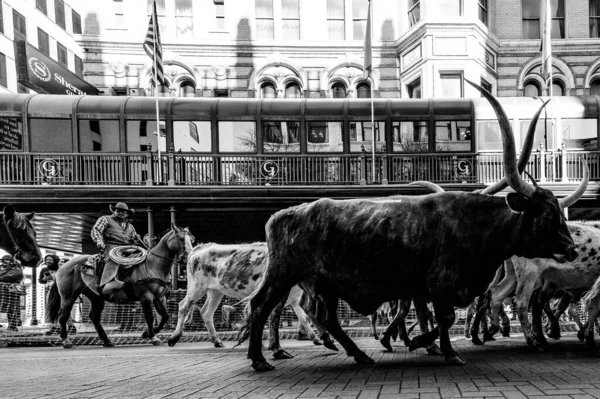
[272,349,293,360]
[62,340,73,349]
[312,338,323,346]
[167,336,179,347]
[103,341,115,348]
[578,329,586,342]
[214,341,225,348]
[324,340,339,352]
[426,344,443,356]
[471,336,484,346]
[445,355,466,366]
[354,351,375,365]
[151,338,163,346]
[252,360,275,372]
[380,337,393,352]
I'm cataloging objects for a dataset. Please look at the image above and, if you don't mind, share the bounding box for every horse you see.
[167,242,338,354]
[0,204,42,267]
[46,224,195,348]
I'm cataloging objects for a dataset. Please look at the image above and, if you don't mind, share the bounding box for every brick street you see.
[2,332,600,398]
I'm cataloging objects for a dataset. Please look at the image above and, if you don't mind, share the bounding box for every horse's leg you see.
[87,294,114,347]
[148,294,169,336]
[267,292,293,359]
[200,290,226,348]
[58,295,78,349]
[167,282,207,347]
[138,289,161,346]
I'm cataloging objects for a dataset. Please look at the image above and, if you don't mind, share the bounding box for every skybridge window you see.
[392,121,429,152]
[79,120,120,152]
[262,121,300,153]
[173,121,211,152]
[218,121,256,152]
[435,120,471,152]
[307,121,342,153]
[349,121,385,152]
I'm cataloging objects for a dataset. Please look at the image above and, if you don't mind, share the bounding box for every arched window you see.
[356,82,371,98]
[523,80,541,97]
[180,81,196,97]
[551,80,564,96]
[591,79,600,96]
[285,83,301,98]
[331,82,347,98]
[261,83,277,98]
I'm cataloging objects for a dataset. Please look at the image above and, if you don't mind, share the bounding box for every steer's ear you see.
[505,193,529,213]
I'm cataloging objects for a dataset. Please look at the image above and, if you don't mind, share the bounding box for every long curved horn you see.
[465,79,536,198]
[559,158,589,209]
[408,181,445,193]
[480,100,550,195]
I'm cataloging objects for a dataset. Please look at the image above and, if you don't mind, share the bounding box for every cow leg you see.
[584,294,600,349]
[489,261,518,336]
[431,299,464,365]
[543,297,561,340]
[548,293,571,339]
[369,312,379,340]
[200,290,226,348]
[168,284,207,347]
[464,302,474,339]
[268,293,293,359]
[410,297,442,356]
[381,299,411,350]
[497,305,511,337]
[290,301,322,346]
[469,297,487,345]
[530,290,549,347]
[514,274,544,350]
[317,295,373,365]
[299,296,338,352]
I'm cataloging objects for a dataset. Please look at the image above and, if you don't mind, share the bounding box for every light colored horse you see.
[167,242,337,354]
[47,224,194,348]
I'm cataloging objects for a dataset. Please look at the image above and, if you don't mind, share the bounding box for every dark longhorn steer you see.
[238,81,580,372]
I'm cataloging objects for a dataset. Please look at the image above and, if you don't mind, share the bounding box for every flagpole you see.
[367,0,375,182]
[152,6,162,182]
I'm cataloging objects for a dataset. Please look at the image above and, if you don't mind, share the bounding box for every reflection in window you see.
[477,121,501,151]
[262,121,300,152]
[392,121,428,152]
[562,119,598,149]
[173,121,211,152]
[327,0,345,40]
[356,83,370,98]
[256,0,274,39]
[307,121,343,152]
[523,0,564,39]
[175,0,193,38]
[285,83,301,98]
[435,120,471,152]
[524,80,541,97]
[218,121,255,152]
[349,121,384,152]
[282,0,300,40]
[408,0,420,27]
[79,120,120,152]
[520,119,554,151]
[332,82,347,98]
[127,120,166,152]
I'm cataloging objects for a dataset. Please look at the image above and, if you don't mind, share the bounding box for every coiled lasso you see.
[108,245,148,267]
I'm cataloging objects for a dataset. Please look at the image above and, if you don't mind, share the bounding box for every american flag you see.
[540,0,552,89]
[363,0,372,80]
[143,0,168,88]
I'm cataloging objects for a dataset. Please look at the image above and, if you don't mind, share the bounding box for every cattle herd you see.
[24,82,600,373]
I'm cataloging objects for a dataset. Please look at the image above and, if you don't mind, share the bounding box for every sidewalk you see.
[1,332,600,398]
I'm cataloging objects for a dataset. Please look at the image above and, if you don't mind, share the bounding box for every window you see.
[0,3,4,34]
[0,53,6,88]
[562,119,598,150]
[173,121,211,152]
[75,55,83,77]
[408,0,420,27]
[439,0,462,16]
[520,119,554,151]
[282,0,300,40]
[392,121,429,152]
[591,79,600,95]
[523,0,564,39]
[262,121,300,152]
[332,82,347,98]
[256,0,274,39]
[180,81,196,97]
[551,80,564,96]
[36,0,47,15]
[407,78,421,98]
[175,0,193,38]
[55,0,65,29]
[349,121,385,152]
[524,80,541,97]
[477,121,501,151]
[114,0,125,28]
[306,121,343,152]
[593,0,600,37]
[57,43,67,66]
[79,120,120,152]
[481,78,492,94]
[214,89,229,97]
[327,0,345,40]
[440,73,463,98]
[435,120,471,152]
[352,0,368,40]
[127,121,166,152]
[214,0,225,29]
[218,121,256,152]
[356,83,370,98]
[478,0,488,26]
[13,10,26,41]
[148,0,167,33]
[30,119,73,152]
[38,28,50,57]
[72,10,82,34]
[285,83,301,98]
[17,82,29,94]
[261,83,277,98]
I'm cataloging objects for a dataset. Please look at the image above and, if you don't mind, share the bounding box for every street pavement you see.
[1,332,600,399]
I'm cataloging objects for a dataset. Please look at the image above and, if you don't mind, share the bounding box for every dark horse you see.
[46,224,194,348]
[0,204,42,267]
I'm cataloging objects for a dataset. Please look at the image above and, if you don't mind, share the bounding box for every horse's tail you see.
[583,274,600,308]
[46,283,61,324]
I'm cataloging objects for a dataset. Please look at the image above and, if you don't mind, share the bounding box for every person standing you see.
[90,202,140,298]
[0,255,24,331]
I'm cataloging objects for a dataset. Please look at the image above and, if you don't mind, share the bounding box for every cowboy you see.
[91,202,141,298]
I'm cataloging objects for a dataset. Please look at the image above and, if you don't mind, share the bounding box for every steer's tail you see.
[46,283,61,324]
[583,275,600,308]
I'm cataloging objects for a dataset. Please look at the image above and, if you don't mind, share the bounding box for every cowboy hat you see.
[109,202,135,216]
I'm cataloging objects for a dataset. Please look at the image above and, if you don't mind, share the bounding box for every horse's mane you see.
[0,211,27,229]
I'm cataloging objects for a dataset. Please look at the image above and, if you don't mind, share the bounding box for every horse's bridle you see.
[2,214,21,260]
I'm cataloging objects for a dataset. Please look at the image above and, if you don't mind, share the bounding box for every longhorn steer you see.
[238,82,581,372]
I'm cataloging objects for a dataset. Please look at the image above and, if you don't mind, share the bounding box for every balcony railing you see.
[0,148,594,186]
